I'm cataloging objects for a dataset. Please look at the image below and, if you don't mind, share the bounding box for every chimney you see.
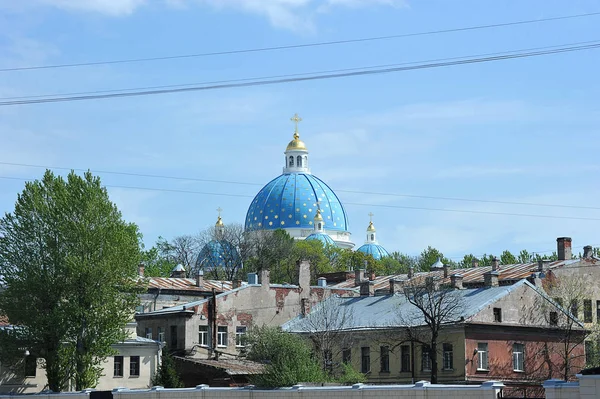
[232,279,242,289]
[317,277,327,287]
[297,260,311,298]
[557,237,572,260]
[137,263,145,277]
[538,259,552,272]
[360,280,375,296]
[301,298,310,316]
[472,259,479,268]
[196,269,204,288]
[260,269,270,288]
[247,273,258,285]
[355,269,365,286]
[583,245,593,259]
[484,270,499,287]
[443,263,450,278]
[170,264,186,278]
[491,257,499,271]
[450,274,464,290]
[369,272,376,281]
[408,266,414,279]
[389,279,403,294]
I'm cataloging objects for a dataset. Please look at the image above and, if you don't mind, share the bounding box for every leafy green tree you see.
[518,249,533,263]
[500,250,517,265]
[0,170,142,391]
[417,246,454,271]
[290,239,331,283]
[246,326,327,388]
[151,348,183,388]
[390,251,418,271]
[141,245,176,277]
[378,256,406,275]
[458,253,478,268]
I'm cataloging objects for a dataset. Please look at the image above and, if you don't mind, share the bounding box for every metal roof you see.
[146,277,235,292]
[174,357,265,375]
[327,258,594,292]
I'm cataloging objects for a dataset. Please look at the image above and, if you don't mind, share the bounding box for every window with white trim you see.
[236,326,247,347]
[199,325,209,347]
[157,327,164,343]
[217,326,228,347]
[513,343,524,372]
[477,343,488,371]
[145,327,152,339]
[443,343,453,370]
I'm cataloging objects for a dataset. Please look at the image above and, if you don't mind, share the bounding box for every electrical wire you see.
[0,175,598,222]
[1,161,599,211]
[1,41,600,106]
[2,11,599,72]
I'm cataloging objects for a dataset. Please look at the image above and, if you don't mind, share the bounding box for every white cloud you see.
[321,0,407,10]
[38,0,147,16]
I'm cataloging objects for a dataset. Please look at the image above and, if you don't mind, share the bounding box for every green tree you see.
[390,251,418,271]
[141,244,176,277]
[0,170,142,391]
[417,247,454,271]
[246,326,327,388]
[500,250,517,265]
[151,348,183,388]
[290,239,331,283]
[458,253,478,268]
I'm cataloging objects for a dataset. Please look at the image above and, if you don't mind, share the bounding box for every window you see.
[199,325,209,347]
[130,356,140,377]
[550,311,558,326]
[380,346,390,372]
[421,345,431,371]
[297,155,302,167]
[493,308,502,322]
[584,300,593,323]
[324,350,333,373]
[443,343,453,370]
[371,234,374,241]
[24,356,37,377]
[361,347,371,373]
[217,326,228,347]
[401,345,411,372]
[145,327,152,339]
[585,341,594,365]
[342,348,352,364]
[289,156,294,167]
[513,343,524,372]
[114,356,123,377]
[236,326,247,347]
[477,343,488,371]
[571,299,579,318]
[170,326,178,348]
[318,222,322,230]
[157,327,164,343]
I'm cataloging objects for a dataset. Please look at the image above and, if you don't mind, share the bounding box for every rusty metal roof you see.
[146,277,234,292]
[174,356,265,375]
[329,258,597,292]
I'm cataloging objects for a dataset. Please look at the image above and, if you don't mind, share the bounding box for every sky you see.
[0,0,599,262]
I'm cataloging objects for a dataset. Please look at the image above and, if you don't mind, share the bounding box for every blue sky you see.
[0,0,599,261]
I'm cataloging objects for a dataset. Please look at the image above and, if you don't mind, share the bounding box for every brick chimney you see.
[389,279,403,294]
[196,269,204,288]
[484,270,499,287]
[232,278,242,289]
[369,272,376,281]
[538,259,552,272]
[450,274,464,290]
[443,263,450,278]
[297,260,311,299]
[557,237,572,260]
[137,263,145,277]
[260,269,270,288]
[408,266,414,279]
[472,259,479,268]
[583,245,593,259]
[360,280,375,296]
[491,257,499,271]
[355,269,365,287]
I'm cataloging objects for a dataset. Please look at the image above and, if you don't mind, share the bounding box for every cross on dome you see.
[290,113,302,139]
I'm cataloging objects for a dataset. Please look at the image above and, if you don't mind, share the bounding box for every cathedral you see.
[197,114,390,270]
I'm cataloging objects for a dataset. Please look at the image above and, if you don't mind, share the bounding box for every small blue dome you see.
[306,233,335,246]
[245,173,349,232]
[196,240,241,270]
[357,243,390,260]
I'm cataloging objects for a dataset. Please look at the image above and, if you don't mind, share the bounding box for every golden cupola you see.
[283,113,310,174]
[367,221,376,232]
[286,132,308,151]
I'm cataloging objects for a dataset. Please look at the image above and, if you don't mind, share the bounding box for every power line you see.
[2,161,599,211]
[4,40,597,102]
[2,41,599,107]
[1,175,599,222]
[2,11,599,73]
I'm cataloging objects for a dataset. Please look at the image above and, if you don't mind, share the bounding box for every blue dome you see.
[305,232,336,246]
[357,243,390,260]
[245,173,349,232]
[196,240,241,270]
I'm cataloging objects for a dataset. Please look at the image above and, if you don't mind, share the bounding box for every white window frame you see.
[199,325,209,347]
[145,327,152,340]
[443,343,453,370]
[157,327,164,343]
[217,326,228,347]
[235,326,247,348]
[477,343,489,371]
[513,343,524,372]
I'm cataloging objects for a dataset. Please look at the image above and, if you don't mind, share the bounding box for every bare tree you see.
[292,295,355,376]
[158,235,201,275]
[399,276,465,384]
[194,223,245,281]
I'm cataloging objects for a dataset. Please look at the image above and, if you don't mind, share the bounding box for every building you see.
[355,214,390,260]
[135,261,358,386]
[283,277,586,396]
[0,323,162,393]
[244,114,354,249]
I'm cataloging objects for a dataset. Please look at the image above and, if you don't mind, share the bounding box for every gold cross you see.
[368,212,374,222]
[290,113,302,137]
[217,207,223,217]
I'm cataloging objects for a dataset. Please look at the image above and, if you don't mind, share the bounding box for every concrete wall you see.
[544,375,600,399]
